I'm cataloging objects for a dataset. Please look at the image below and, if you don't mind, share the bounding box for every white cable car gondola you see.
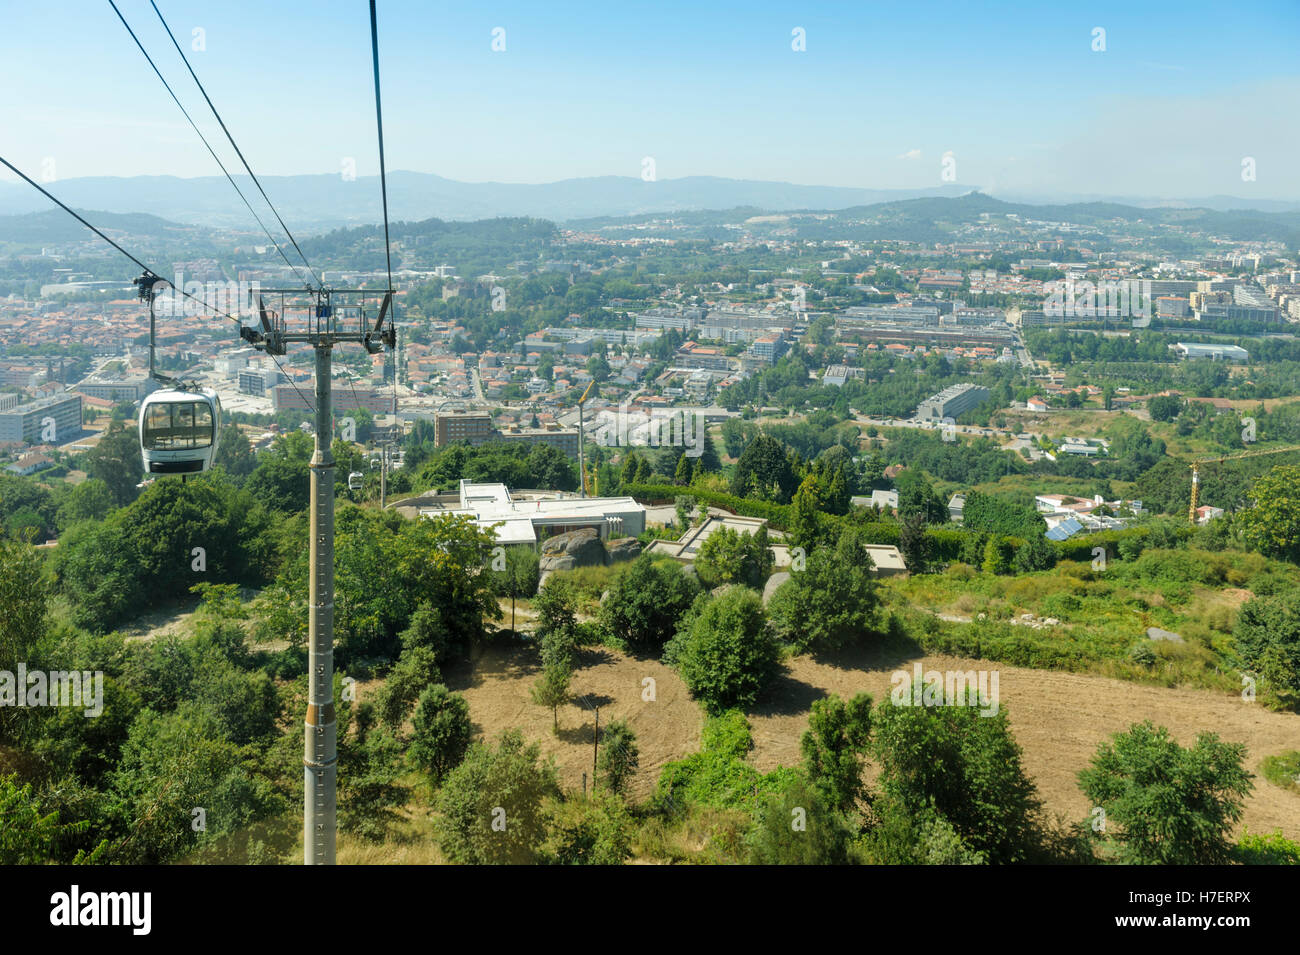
[139,388,222,475]
[347,471,364,490]
[133,272,222,477]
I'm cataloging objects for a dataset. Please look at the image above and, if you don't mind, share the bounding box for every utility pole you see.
[592,704,600,791]
[242,287,393,865]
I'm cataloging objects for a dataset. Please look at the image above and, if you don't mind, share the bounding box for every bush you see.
[1233,589,1300,696]
[670,588,780,715]
[1078,721,1252,865]
[434,729,560,864]
[744,775,852,864]
[1233,828,1300,865]
[543,793,633,865]
[408,684,472,784]
[599,556,701,653]
[871,694,1044,863]
[655,711,796,812]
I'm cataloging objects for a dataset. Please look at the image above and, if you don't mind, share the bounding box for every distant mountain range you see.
[2,171,1296,233]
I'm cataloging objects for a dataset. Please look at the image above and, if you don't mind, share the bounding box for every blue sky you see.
[2,0,1298,198]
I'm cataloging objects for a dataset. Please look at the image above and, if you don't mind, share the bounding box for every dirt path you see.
[748,648,1300,841]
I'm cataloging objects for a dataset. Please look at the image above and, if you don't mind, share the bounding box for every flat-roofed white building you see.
[419,481,645,546]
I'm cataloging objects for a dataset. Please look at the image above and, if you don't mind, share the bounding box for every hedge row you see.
[624,483,1190,568]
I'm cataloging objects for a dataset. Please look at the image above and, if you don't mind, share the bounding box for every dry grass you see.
[444,642,703,803]
[746,646,1300,842]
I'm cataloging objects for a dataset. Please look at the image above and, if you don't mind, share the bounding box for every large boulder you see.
[539,527,607,572]
[606,537,643,564]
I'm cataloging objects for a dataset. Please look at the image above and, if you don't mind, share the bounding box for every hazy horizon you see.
[3,0,1298,200]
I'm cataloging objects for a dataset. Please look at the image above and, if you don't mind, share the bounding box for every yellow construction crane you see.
[1188,443,1300,523]
[577,380,595,498]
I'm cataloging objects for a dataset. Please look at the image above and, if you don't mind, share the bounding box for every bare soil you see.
[748,646,1300,841]
[448,642,1300,841]
[444,643,702,802]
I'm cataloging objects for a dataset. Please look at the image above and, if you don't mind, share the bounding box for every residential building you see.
[0,394,82,445]
[77,375,156,402]
[434,412,494,446]
[916,383,991,421]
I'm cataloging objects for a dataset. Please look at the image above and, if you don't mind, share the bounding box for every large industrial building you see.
[0,393,82,445]
[417,481,645,546]
[1171,342,1249,361]
[916,383,991,421]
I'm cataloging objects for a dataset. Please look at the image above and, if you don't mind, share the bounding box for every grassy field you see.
[879,547,1298,695]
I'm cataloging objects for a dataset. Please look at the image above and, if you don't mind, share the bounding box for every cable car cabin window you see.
[144,401,214,450]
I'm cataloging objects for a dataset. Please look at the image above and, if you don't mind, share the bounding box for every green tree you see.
[213,423,257,479]
[1078,721,1252,865]
[899,511,930,574]
[1012,534,1057,573]
[1233,589,1300,695]
[597,719,639,795]
[768,528,880,653]
[800,693,873,812]
[434,729,560,864]
[674,495,696,529]
[731,433,797,503]
[787,474,826,551]
[373,645,442,730]
[896,470,947,524]
[1237,465,1300,563]
[871,695,1044,864]
[671,587,780,714]
[81,423,143,508]
[530,662,573,732]
[673,452,691,485]
[744,774,852,864]
[599,555,701,653]
[694,525,773,590]
[981,535,1011,575]
[56,477,114,530]
[409,684,472,784]
[1147,394,1182,422]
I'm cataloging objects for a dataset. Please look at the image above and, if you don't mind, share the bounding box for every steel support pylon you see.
[304,342,337,864]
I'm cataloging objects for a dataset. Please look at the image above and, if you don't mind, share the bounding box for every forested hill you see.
[298,216,558,272]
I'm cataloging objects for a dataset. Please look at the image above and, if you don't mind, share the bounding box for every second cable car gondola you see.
[139,388,222,475]
[347,471,364,490]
